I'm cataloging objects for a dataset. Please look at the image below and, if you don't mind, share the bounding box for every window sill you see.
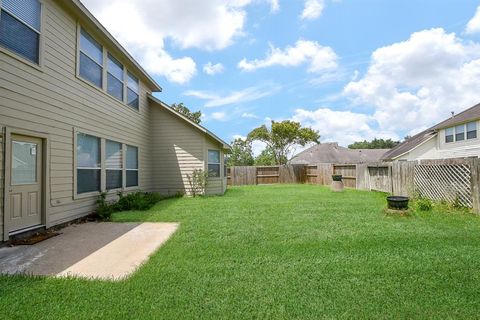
[75,74,141,114]
[0,46,43,72]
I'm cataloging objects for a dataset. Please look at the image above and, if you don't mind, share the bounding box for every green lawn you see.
[2,184,480,319]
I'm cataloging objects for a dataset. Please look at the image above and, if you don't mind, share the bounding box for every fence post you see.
[471,158,480,214]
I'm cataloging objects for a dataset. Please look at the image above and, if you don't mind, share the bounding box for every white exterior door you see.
[6,135,43,232]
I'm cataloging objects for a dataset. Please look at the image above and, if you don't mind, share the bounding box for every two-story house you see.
[382,103,480,161]
[0,0,229,241]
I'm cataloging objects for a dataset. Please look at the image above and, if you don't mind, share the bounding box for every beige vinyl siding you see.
[205,138,226,195]
[0,0,154,229]
[150,105,204,195]
[0,130,4,240]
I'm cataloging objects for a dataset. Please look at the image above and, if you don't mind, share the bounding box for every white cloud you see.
[238,40,338,73]
[466,5,480,34]
[203,62,225,75]
[211,111,228,121]
[301,0,324,20]
[241,112,259,119]
[232,135,266,156]
[268,0,280,13]
[82,0,276,84]
[184,85,280,107]
[344,28,480,134]
[292,108,398,146]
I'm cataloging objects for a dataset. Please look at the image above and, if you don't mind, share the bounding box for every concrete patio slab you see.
[0,222,179,280]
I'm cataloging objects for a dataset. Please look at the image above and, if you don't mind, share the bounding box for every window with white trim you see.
[208,150,221,178]
[107,53,124,101]
[445,121,478,143]
[77,133,101,194]
[79,28,103,88]
[127,72,139,110]
[455,125,465,142]
[467,121,477,140]
[126,145,138,187]
[106,140,122,190]
[0,0,41,64]
[445,127,454,143]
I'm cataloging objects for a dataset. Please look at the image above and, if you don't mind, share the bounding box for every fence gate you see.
[414,163,473,208]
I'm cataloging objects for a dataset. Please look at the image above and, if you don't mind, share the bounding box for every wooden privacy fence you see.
[228,158,480,212]
[227,165,305,185]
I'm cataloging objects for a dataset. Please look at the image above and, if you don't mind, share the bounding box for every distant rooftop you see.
[290,143,389,164]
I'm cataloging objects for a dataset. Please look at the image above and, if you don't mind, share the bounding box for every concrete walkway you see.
[0,222,179,281]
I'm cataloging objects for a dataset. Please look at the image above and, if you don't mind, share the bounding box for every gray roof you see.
[382,102,480,160]
[290,143,390,164]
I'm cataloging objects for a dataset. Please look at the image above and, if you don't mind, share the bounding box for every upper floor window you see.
[455,125,465,142]
[0,0,41,64]
[79,28,103,88]
[107,54,124,101]
[208,150,221,177]
[467,121,477,140]
[445,121,478,143]
[127,72,139,110]
[445,127,454,143]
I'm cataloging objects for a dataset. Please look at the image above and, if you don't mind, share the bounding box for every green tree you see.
[247,120,320,165]
[348,138,399,149]
[226,138,254,167]
[254,147,277,166]
[172,103,202,124]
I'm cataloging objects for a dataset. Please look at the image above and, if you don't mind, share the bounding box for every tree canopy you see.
[247,120,320,165]
[348,138,399,149]
[226,138,254,167]
[171,103,202,124]
[254,147,277,166]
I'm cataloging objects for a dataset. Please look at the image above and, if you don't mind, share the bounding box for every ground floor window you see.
[208,149,221,177]
[76,132,139,195]
[126,145,138,187]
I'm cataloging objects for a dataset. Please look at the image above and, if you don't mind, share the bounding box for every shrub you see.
[95,191,162,220]
[415,198,433,211]
[187,169,208,197]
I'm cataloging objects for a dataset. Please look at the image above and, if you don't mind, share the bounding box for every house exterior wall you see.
[0,129,4,240]
[150,105,205,195]
[396,120,480,161]
[436,121,480,158]
[0,0,154,233]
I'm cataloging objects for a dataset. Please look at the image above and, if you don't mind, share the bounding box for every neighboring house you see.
[0,0,229,241]
[382,103,480,161]
[290,143,389,164]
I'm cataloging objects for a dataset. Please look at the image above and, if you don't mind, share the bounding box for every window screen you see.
[0,0,41,63]
[77,133,101,194]
[79,29,103,88]
[208,150,221,177]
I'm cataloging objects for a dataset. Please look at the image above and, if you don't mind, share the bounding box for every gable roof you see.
[382,102,480,161]
[290,143,389,164]
[148,95,231,151]
[64,0,162,92]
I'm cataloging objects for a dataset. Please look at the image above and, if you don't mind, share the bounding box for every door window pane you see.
[12,141,37,185]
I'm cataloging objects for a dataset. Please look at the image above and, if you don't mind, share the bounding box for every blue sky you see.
[83,0,480,153]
